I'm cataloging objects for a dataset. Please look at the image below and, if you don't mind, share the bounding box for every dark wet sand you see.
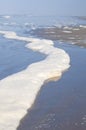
[17,42,86,130]
[30,26,86,47]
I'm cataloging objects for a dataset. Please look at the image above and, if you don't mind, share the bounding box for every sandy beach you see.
[17,27,86,130]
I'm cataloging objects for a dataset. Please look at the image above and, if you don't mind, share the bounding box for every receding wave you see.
[0,31,70,130]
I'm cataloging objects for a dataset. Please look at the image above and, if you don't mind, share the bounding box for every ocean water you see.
[17,44,86,130]
[0,15,86,130]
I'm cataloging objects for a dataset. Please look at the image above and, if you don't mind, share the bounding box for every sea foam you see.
[0,31,70,130]
[3,15,11,19]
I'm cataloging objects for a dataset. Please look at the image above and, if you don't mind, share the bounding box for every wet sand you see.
[17,42,86,130]
[30,25,86,47]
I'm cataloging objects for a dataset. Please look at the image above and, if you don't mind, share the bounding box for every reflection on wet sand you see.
[31,25,86,47]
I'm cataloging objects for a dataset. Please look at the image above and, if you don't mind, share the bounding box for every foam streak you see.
[0,31,70,130]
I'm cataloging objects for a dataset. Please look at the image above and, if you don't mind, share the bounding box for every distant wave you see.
[0,30,70,130]
[3,15,11,19]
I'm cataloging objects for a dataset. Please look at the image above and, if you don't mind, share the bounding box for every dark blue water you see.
[17,43,86,130]
[0,35,45,80]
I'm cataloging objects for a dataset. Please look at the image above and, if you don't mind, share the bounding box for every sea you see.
[0,15,86,130]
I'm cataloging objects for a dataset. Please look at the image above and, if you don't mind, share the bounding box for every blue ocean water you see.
[0,15,86,80]
[0,15,86,130]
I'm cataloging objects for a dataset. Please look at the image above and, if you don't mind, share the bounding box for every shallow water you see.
[0,35,45,80]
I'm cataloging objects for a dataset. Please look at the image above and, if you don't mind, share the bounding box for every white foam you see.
[0,31,70,130]
[63,30,72,33]
[3,15,11,19]
[80,25,86,28]
[73,28,80,31]
[63,26,73,30]
[54,24,62,28]
[45,31,55,34]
